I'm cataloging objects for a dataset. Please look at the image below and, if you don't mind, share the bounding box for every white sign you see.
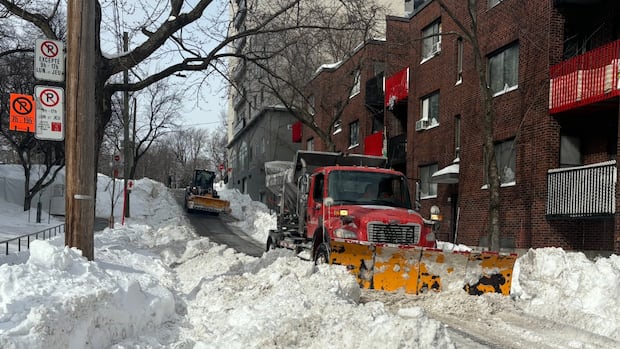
[34,39,65,82]
[34,85,65,141]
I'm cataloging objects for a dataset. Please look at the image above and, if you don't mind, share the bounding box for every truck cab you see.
[304,166,436,260]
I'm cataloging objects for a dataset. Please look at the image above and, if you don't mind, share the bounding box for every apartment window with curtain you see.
[484,139,516,185]
[489,43,519,96]
[349,120,359,148]
[421,20,442,61]
[420,92,440,126]
[419,164,438,198]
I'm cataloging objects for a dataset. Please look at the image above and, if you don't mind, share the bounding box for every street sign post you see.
[34,39,65,82]
[34,85,65,141]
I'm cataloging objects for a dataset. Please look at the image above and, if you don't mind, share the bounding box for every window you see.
[454,115,461,160]
[308,95,315,115]
[560,135,582,167]
[333,119,342,135]
[489,44,519,96]
[239,141,248,171]
[350,70,361,98]
[489,0,503,8]
[456,38,463,84]
[422,21,442,61]
[484,139,516,185]
[419,164,438,198]
[420,92,440,126]
[306,137,314,151]
[349,120,359,148]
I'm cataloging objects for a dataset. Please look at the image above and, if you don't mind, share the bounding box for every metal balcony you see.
[546,160,616,218]
[549,39,620,114]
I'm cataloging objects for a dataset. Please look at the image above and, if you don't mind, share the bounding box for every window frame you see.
[349,69,361,98]
[421,20,442,62]
[420,92,440,127]
[349,120,360,148]
[488,43,519,96]
[456,38,463,84]
[306,137,314,151]
[419,163,438,199]
[484,138,516,186]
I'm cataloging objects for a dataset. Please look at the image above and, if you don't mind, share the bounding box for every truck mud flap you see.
[330,240,517,296]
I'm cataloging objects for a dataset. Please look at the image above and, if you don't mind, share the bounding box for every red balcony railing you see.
[549,39,620,114]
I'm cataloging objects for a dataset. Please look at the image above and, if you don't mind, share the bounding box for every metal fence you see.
[547,160,616,218]
[0,224,65,255]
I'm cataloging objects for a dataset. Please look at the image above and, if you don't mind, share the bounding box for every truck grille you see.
[367,222,420,244]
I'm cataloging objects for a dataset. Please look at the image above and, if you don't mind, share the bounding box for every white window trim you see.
[492,84,519,97]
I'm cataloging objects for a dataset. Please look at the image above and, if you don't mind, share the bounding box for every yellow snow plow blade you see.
[189,195,231,214]
[330,240,517,296]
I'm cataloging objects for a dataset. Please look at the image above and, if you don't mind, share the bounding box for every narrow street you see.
[173,189,264,257]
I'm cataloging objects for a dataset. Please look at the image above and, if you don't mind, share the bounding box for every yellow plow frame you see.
[188,195,231,214]
[330,240,517,296]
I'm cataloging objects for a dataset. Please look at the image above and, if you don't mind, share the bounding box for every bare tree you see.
[234,0,389,151]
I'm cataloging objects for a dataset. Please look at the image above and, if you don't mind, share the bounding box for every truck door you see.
[305,173,324,239]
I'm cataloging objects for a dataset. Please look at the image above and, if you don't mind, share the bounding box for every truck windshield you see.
[327,170,412,209]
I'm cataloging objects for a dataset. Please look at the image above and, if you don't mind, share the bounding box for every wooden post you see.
[65,0,97,260]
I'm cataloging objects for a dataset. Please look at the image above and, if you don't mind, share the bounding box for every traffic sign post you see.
[34,85,65,141]
[9,93,35,132]
[34,39,65,82]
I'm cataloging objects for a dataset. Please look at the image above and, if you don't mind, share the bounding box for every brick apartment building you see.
[304,0,620,255]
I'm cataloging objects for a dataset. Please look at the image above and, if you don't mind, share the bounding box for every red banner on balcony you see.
[291,121,302,143]
[364,131,384,156]
[385,67,409,109]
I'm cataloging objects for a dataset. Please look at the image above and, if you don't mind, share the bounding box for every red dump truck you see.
[265,150,517,296]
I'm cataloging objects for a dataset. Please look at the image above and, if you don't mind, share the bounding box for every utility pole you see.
[123,32,131,218]
[65,0,97,260]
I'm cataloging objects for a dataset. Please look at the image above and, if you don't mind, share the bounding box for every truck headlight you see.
[334,228,357,239]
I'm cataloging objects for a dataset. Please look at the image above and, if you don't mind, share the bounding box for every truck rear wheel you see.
[314,242,330,265]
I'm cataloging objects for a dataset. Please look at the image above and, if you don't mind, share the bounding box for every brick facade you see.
[304,0,620,255]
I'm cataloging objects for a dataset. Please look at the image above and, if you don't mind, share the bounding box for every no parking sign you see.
[35,85,65,141]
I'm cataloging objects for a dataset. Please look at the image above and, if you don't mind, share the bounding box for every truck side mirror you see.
[414,181,421,211]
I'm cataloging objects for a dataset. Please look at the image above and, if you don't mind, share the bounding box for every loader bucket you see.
[329,239,517,296]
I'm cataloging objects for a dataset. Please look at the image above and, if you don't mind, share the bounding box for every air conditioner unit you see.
[415,119,430,131]
[431,41,441,55]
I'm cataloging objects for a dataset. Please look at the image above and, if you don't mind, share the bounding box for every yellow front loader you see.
[184,169,230,215]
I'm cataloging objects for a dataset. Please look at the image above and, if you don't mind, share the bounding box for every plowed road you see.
[175,190,264,257]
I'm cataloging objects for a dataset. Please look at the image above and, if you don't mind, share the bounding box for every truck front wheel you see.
[314,242,330,265]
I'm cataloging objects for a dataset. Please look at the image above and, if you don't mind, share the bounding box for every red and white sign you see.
[34,85,64,141]
[127,180,135,191]
[34,39,65,82]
